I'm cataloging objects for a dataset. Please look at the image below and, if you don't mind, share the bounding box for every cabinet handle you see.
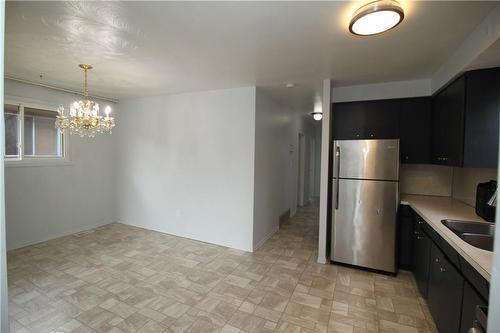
[370,134,374,138]
[416,236,423,240]
[435,258,440,263]
[440,267,446,273]
[418,221,424,225]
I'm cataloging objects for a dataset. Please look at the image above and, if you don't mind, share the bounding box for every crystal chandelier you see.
[56,64,115,137]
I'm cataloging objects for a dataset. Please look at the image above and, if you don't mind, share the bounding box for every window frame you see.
[4,99,71,167]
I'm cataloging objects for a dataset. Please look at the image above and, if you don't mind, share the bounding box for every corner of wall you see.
[317,79,331,264]
[431,4,500,92]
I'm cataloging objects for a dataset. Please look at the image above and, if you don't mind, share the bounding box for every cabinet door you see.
[398,205,414,269]
[428,243,464,333]
[412,218,431,298]
[400,97,432,163]
[432,76,466,166]
[464,68,500,168]
[364,99,400,139]
[332,102,366,139]
[460,281,487,333]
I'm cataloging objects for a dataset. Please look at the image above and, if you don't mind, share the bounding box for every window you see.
[4,104,20,158]
[4,102,67,165]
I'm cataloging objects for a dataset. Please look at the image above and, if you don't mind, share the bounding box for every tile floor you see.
[7,203,437,333]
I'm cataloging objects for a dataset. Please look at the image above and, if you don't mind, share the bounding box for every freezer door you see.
[334,139,399,181]
[331,178,398,273]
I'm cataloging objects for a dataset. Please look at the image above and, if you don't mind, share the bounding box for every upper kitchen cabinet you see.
[432,75,466,166]
[332,102,367,139]
[431,67,500,167]
[399,97,432,164]
[363,99,400,139]
[463,68,500,168]
[332,99,399,140]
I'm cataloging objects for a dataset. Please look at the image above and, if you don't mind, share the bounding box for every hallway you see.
[7,203,436,332]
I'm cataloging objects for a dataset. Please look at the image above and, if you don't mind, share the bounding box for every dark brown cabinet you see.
[460,281,487,333]
[332,99,399,140]
[432,76,466,166]
[463,68,500,168]
[399,97,432,164]
[431,67,500,167]
[332,67,499,167]
[333,98,430,163]
[332,102,366,139]
[404,210,491,333]
[427,243,464,333]
[363,99,399,139]
[397,205,414,269]
[412,217,431,298]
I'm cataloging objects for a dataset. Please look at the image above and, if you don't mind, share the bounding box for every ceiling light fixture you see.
[311,111,323,121]
[349,0,404,36]
[56,64,115,137]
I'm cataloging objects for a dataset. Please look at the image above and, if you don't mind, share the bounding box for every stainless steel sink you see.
[442,219,495,236]
[460,234,494,252]
[441,219,495,251]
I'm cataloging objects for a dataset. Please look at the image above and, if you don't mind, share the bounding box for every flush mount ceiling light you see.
[349,0,404,36]
[311,111,323,121]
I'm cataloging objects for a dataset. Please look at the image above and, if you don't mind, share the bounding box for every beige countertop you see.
[400,194,494,282]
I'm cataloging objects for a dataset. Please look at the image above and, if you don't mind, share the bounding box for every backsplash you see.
[452,167,497,207]
[400,164,453,196]
[401,164,497,208]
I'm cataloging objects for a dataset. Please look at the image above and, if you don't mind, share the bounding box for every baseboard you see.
[317,255,328,264]
[116,220,253,252]
[7,220,114,251]
[279,209,290,226]
[253,225,279,251]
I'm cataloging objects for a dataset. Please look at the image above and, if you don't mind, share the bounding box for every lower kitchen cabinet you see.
[427,243,464,333]
[460,281,487,333]
[412,217,431,298]
[398,205,414,269]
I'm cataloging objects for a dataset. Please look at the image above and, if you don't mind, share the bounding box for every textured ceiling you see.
[5,1,496,110]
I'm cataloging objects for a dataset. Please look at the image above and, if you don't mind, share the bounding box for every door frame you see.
[297,133,306,207]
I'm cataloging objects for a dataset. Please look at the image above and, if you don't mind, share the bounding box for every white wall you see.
[253,88,318,249]
[318,79,331,264]
[114,87,256,252]
[314,127,321,197]
[1,3,9,330]
[4,79,115,250]
[253,89,293,249]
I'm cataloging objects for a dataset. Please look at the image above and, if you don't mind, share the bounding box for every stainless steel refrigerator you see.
[330,139,399,273]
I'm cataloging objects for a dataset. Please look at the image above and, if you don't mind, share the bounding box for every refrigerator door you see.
[335,139,399,181]
[331,178,398,273]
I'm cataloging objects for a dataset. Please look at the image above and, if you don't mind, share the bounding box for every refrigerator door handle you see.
[335,145,340,210]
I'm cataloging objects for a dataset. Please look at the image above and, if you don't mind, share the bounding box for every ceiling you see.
[5,1,496,110]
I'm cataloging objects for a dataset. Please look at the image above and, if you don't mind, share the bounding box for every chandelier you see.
[56,64,115,137]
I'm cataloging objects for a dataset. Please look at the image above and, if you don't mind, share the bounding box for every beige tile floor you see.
[7,203,437,333]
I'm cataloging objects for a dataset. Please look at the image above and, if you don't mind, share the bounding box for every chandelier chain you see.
[84,67,88,97]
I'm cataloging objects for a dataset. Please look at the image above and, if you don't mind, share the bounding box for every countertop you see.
[400,194,494,282]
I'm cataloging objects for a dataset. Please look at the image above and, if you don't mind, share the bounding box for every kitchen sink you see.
[441,219,495,251]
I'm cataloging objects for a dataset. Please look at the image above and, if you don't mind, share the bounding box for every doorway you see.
[297,133,306,207]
